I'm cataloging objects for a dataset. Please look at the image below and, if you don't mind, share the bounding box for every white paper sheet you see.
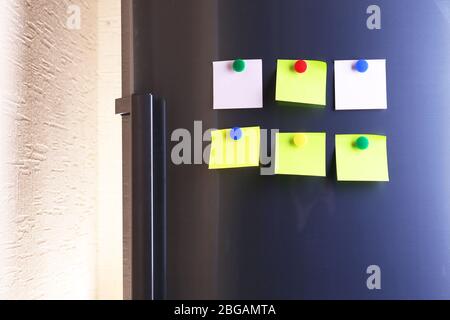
[334,59,387,110]
[213,59,263,109]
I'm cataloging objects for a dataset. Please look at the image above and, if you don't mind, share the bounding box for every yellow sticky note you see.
[209,127,260,169]
[275,59,327,106]
[335,134,389,182]
[275,132,326,176]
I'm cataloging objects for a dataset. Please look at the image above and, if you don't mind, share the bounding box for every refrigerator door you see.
[126,0,450,299]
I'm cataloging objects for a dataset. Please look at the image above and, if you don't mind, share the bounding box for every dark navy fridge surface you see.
[121,0,450,299]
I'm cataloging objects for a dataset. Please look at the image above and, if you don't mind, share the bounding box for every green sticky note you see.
[335,134,389,182]
[209,127,260,169]
[275,132,326,176]
[275,59,327,106]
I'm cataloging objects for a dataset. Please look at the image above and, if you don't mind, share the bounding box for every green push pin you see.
[355,136,369,150]
[232,59,246,72]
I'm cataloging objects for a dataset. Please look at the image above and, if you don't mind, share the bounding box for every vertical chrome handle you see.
[116,94,166,300]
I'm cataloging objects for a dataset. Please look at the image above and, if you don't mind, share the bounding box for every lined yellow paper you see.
[209,127,260,169]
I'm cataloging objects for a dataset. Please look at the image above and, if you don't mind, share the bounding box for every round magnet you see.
[233,59,246,72]
[355,59,369,73]
[230,127,243,141]
[293,133,308,147]
[355,136,369,150]
[294,60,308,73]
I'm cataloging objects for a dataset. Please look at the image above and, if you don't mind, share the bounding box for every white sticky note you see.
[334,59,387,110]
[213,59,263,109]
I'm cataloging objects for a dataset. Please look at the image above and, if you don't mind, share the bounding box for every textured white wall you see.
[97,0,122,300]
[0,0,122,299]
[0,0,18,299]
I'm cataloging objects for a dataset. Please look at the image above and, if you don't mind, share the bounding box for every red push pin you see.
[294,60,308,73]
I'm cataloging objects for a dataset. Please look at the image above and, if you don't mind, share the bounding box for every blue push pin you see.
[230,127,243,141]
[355,59,369,73]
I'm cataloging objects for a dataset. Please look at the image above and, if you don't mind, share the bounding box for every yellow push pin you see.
[292,133,308,148]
